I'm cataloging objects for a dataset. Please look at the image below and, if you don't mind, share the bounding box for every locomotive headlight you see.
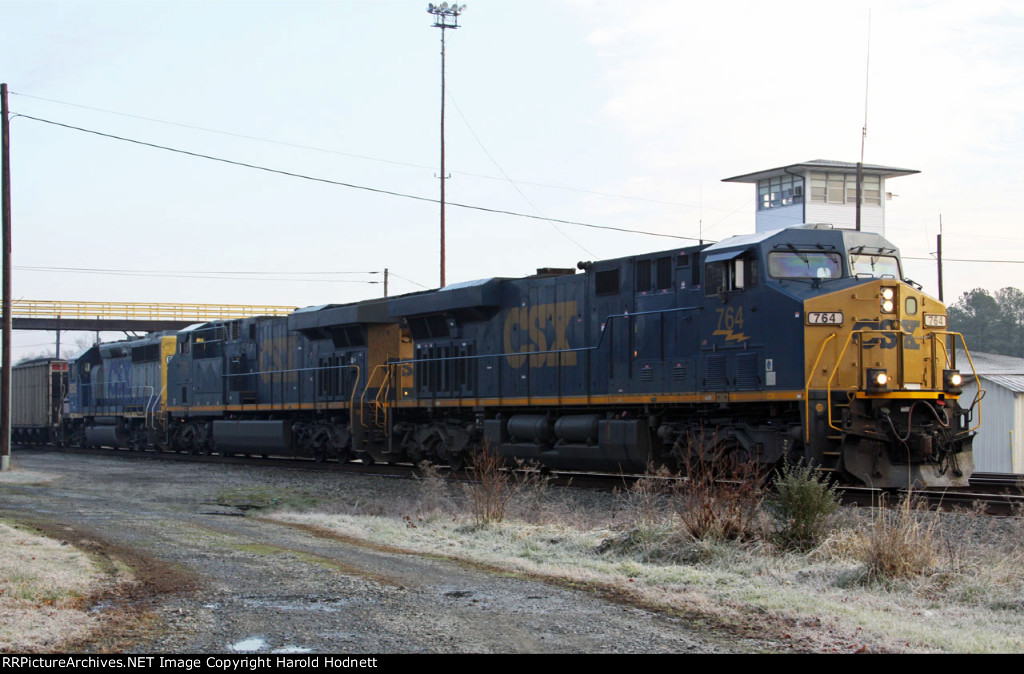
[943,369,963,394]
[880,287,896,313]
[867,368,889,392]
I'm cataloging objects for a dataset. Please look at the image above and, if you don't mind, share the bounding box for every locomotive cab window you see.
[705,251,756,295]
[768,251,842,279]
[849,252,901,279]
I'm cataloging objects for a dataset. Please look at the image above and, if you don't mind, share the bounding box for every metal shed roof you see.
[980,374,1024,394]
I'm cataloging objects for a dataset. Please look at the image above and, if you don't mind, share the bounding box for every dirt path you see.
[0,451,758,654]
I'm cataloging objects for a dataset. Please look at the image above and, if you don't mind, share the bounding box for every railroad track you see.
[16,444,1024,516]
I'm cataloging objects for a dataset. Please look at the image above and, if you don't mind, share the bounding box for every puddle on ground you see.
[230,637,267,652]
[229,637,312,654]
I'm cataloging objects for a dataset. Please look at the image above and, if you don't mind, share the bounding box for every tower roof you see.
[722,159,919,184]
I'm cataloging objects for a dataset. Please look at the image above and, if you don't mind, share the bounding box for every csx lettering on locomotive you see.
[502,301,578,368]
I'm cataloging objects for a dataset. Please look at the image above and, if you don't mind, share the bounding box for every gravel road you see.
[0,451,761,654]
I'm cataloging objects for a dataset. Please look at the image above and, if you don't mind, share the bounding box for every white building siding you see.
[961,378,1024,473]
[804,203,885,233]
[754,203,804,232]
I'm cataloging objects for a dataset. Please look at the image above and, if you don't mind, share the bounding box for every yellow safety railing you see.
[823,329,981,435]
[10,300,296,321]
[805,329,983,442]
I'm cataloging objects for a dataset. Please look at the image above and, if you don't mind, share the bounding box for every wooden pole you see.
[937,216,944,303]
[1,83,13,471]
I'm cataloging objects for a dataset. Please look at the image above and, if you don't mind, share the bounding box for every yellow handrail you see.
[804,332,838,443]
[825,327,911,434]
[939,331,983,433]
[822,329,981,434]
[10,300,296,321]
[359,364,391,429]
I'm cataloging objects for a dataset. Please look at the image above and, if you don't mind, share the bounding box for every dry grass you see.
[673,451,767,543]
[461,447,554,526]
[462,446,515,525]
[0,520,106,652]
[860,493,940,580]
[414,460,454,517]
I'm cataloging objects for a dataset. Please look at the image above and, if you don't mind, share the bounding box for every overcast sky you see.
[4,0,1022,360]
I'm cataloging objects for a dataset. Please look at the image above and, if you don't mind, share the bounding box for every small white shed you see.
[960,351,1024,474]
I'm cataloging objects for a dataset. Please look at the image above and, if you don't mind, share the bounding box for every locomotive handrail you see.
[391,305,702,402]
[823,328,982,435]
[145,386,166,431]
[221,363,359,410]
[935,330,984,433]
[133,385,155,429]
[360,364,392,429]
[825,326,913,434]
[804,332,838,443]
[371,366,393,428]
[346,364,361,428]
[10,299,296,321]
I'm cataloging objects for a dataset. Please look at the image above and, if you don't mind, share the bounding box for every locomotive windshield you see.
[849,252,901,278]
[767,251,842,279]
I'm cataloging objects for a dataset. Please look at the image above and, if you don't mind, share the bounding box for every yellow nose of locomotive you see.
[802,279,977,488]
[803,279,963,396]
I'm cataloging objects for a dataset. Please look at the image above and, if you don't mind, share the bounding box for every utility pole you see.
[383,268,389,298]
[1,83,12,471]
[937,215,944,302]
[428,2,466,288]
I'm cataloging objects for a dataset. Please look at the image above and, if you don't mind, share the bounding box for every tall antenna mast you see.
[856,10,871,233]
[427,2,466,289]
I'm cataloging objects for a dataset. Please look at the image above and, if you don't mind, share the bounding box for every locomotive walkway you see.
[4,300,297,331]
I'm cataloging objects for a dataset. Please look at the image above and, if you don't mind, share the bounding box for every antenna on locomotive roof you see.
[856,10,871,233]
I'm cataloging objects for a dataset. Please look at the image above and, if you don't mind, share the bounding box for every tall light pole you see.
[427,2,465,289]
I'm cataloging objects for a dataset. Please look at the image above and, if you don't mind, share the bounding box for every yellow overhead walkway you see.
[11,300,297,320]
[7,300,299,331]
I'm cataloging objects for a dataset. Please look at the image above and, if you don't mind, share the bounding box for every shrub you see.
[672,446,767,543]
[463,445,514,525]
[767,459,842,551]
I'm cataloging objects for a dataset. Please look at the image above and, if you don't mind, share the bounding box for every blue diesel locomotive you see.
[62,224,979,487]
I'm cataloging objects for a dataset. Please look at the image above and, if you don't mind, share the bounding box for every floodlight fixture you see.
[428,2,464,30]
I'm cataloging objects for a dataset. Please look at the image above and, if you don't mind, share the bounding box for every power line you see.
[11,91,735,212]
[447,90,595,257]
[15,113,702,243]
[15,265,383,283]
[18,265,381,275]
[903,256,1024,264]
[385,271,430,290]
[11,91,439,173]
